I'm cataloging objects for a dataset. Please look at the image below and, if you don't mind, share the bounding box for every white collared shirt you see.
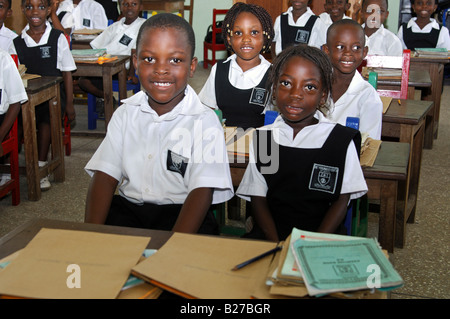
[397,18,450,50]
[198,54,273,111]
[236,115,367,200]
[0,25,18,54]
[85,86,234,205]
[9,21,76,72]
[0,48,28,115]
[273,7,328,55]
[319,12,352,28]
[57,0,108,33]
[364,24,404,56]
[316,71,382,140]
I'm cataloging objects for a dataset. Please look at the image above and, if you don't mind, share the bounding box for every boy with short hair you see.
[319,0,352,27]
[321,18,382,140]
[0,0,17,52]
[397,0,450,50]
[361,0,403,56]
[272,0,328,56]
[84,14,234,234]
[56,0,108,35]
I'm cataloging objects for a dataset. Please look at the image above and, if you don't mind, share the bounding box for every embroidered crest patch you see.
[309,163,338,194]
[249,87,268,106]
[295,29,310,44]
[83,18,91,27]
[167,150,188,177]
[40,46,51,58]
[119,34,133,46]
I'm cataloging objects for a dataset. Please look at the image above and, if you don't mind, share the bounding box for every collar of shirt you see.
[342,71,367,96]
[21,21,53,47]
[285,7,315,26]
[224,54,271,88]
[122,85,206,121]
[407,17,440,32]
[363,23,385,39]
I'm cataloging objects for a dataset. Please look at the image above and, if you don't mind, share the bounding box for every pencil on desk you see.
[231,245,282,271]
[398,99,401,105]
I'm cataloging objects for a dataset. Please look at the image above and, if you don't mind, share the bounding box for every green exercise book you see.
[291,238,404,297]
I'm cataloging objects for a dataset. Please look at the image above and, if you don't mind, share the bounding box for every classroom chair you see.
[203,9,229,69]
[0,118,20,205]
[264,110,279,125]
[365,49,411,100]
[344,197,368,237]
[184,0,194,25]
[86,78,140,130]
[63,115,71,156]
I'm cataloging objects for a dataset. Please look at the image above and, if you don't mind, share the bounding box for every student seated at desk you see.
[360,0,403,56]
[0,0,17,52]
[319,19,382,140]
[77,0,145,110]
[56,0,108,35]
[11,0,76,191]
[0,49,28,189]
[397,0,450,50]
[236,45,367,241]
[84,14,234,234]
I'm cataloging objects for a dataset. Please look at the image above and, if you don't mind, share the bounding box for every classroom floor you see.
[0,65,449,299]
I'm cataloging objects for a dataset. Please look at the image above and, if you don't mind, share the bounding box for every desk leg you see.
[102,68,113,129]
[378,180,397,254]
[49,92,65,182]
[21,101,41,201]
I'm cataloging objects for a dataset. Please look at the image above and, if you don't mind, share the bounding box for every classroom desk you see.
[376,69,432,99]
[141,0,185,16]
[72,55,129,130]
[382,98,432,248]
[228,141,410,253]
[21,76,65,201]
[411,56,449,149]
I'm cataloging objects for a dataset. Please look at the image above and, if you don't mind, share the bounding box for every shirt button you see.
[148,154,152,160]
[145,188,149,193]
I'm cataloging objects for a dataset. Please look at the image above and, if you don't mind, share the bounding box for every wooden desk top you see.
[0,219,173,260]
[411,55,450,64]
[25,76,62,94]
[363,141,409,180]
[73,55,129,70]
[384,98,433,124]
[376,69,432,88]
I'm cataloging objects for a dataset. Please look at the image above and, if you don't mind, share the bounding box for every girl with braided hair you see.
[198,2,274,130]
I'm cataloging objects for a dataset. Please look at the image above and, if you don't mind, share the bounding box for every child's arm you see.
[172,187,213,233]
[251,196,279,242]
[85,170,119,224]
[50,0,67,35]
[317,193,350,233]
[0,102,21,157]
[127,49,138,84]
[62,71,75,121]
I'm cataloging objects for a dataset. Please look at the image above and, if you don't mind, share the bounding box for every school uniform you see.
[397,18,450,50]
[56,0,108,33]
[198,54,273,129]
[364,24,403,56]
[273,7,327,55]
[0,25,18,53]
[0,49,28,118]
[316,71,382,140]
[85,86,234,233]
[319,12,351,28]
[11,21,76,122]
[236,116,367,240]
[90,17,145,70]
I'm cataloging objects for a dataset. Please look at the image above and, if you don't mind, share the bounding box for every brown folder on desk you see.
[0,228,150,299]
[131,232,277,299]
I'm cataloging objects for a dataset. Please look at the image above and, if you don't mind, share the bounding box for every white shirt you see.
[317,71,382,140]
[236,115,367,201]
[0,48,28,115]
[397,18,450,50]
[364,24,403,56]
[10,22,76,72]
[319,12,352,28]
[57,0,108,33]
[273,7,328,55]
[85,86,234,205]
[198,54,273,112]
[90,17,145,69]
[0,25,18,53]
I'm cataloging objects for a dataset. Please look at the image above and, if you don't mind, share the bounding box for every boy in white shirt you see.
[0,49,28,187]
[85,14,234,234]
[0,0,17,52]
[321,19,382,140]
[56,0,108,34]
[361,0,403,56]
[319,0,352,27]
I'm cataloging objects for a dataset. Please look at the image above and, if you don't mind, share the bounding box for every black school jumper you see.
[401,22,441,50]
[280,14,318,50]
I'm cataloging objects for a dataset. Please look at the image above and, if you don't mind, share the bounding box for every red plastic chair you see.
[203,9,229,69]
[0,118,20,205]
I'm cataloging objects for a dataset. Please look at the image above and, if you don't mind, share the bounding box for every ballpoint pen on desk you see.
[231,245,282,271]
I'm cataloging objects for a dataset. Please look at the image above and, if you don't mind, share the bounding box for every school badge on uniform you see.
[249,87,268,106]
[119,34,133,46]
[309,163,338,194]
[83,19,91,27]
[40,46,51,58]
[167,150,188,177]
[295,30,310,44]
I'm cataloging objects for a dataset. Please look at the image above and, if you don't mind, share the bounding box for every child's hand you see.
[353,1,361,13]
[128,75,139,85]
[65,101,76,122]
[51,0,61,14]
